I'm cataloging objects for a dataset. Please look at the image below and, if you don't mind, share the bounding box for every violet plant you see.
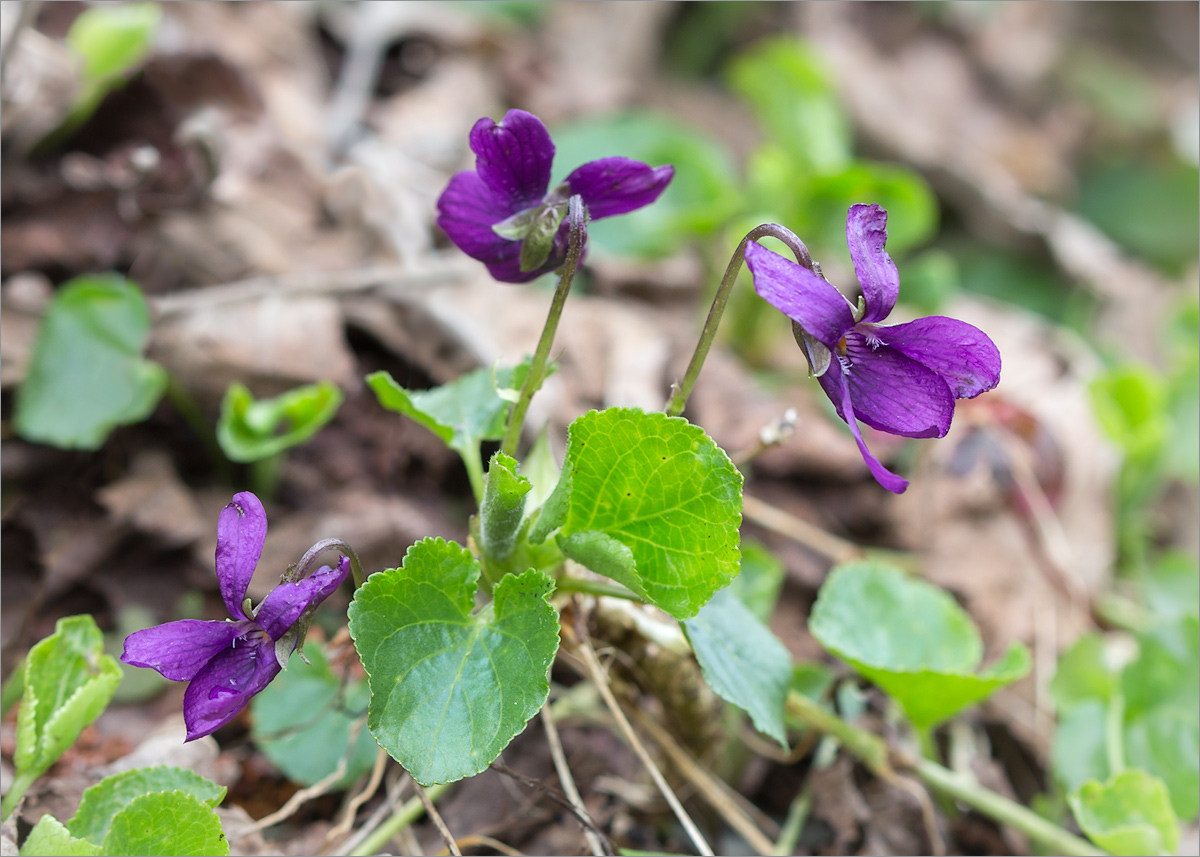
[45,107,1123,856]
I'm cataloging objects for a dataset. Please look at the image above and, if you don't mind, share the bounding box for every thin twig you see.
[741,494,862,565]
[245,756,349,834]
[540,705,609,856]
[892,773,946,856]
[324,747,389,854]
[490,761,614,855]
[451,835,525,857]
[568,622,715,856]
[348,780,451,857]
[415,781,461,857]
[148,262,466,316]
[633,711,777,856]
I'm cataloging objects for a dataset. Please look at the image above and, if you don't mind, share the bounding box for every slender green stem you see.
[554,575,642,602]
[784,692,1104,856]
[665,224,815,418]
[500,195,589,458]
[249,452,284,501]
[164,374,230,480]
[916,724,939,764]
[349,781,451,856]
[1,770,37,821]
[461,449,486,507]
[907,756,1104,856]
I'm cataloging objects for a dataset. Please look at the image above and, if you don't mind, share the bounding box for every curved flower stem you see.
[665,223,815,418]
[784,693,1103,856]
[500,195,589,458]
[292,537,365,589]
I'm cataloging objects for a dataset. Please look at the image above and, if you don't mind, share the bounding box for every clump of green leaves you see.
[217,380,344,463]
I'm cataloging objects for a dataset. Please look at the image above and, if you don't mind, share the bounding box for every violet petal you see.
[181,630,281,741]
[873,316,1001,399]
[121,619,251,682]
[823,360,910,494]
[436,170,522,263]
[564,159,674,220]
[255,557,351,641]
[469,110,554,212]
[846,204,899,323]
[215,492,266,620]
[745,241,855,349]
[818,332,956,438]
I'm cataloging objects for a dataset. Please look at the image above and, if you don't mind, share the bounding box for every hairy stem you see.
[500,195,588,458]
[665,223,814,418]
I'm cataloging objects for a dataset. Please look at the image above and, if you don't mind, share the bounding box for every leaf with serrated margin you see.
[348,538,559,785]
[546,408,742,620]
[67,767,225,845]
[101,792,228,856]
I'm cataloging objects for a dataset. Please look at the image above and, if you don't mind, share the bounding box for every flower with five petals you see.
[436,109,674,283]
[745,204,1001,493]
[121,492,349,741]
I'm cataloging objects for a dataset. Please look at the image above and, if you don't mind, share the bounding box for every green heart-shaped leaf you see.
[348,538,559,785]
[537,408,742,620]
[809,562,1030,729]
[14,274,167,450]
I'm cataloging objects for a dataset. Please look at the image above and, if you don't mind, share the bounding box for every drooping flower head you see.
[122,492,350,741]
[436,109,674,283]
[745,204,1001,493]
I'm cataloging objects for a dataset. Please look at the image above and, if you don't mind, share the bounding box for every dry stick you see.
[334,770,409,857]
[415,781,461,857]
[452,835,525,857]
[245,756,349,834]
[348,780,451,857]
[540,705,609,857]
[571,627,715,857]
[490,761,614,855]
[633,711,777,856]
[149,262,466,316]
[741,494,861,565]
[325,747,389,854]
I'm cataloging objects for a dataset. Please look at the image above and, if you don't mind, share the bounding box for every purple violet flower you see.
[745,203,1001,494]
[121,492,349,741]
[436,108,674,283]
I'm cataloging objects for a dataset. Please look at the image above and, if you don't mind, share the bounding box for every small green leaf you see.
[67,767,225,845]
[14,274,167,450]
[809,562,1030,728]
[216,381,343,462]
[809,161,939,256]
[348,539,559,785]
[366,362,530,463]
[251,644,377,788]
[14,617,122,789]
[67,2,160,83]
[683,589,791,747]
[545,408,743,620]
[21,816,100,857]
[101,791,228,857]
[479,452,532,562]
[1069,770,1180,856]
